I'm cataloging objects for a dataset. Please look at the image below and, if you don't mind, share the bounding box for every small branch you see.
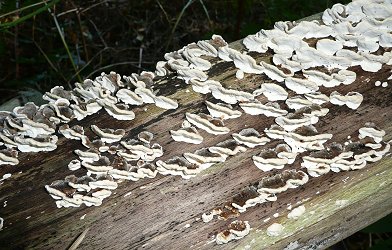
[68,227,89,250]
[138,46,144,74]
[70,1,89,62]
[165,0,196,51]
[33,40,68,85]
[0,0,47,19]
[88,19,108,48]
[14,0,20,80]
[47,4,82,83]
[155,0,171,26]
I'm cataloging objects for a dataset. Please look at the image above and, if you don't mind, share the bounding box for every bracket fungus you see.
[215,220,251,245]
[257,170,309,194]
[156,156,199,179]
[185,113,230,135]
[285,96,313,110]
[284,77,319,95]
[43,86,73,103]
[88,174,118,190]
[116,89,144,106]
[232,128,270,148]
[91,125,125,143]
[240,101,288,117]
[303,69,356,88]
[189,79,222,94]
[98,100,136,121]
[109,159,157,181]
[210,86,255,105]
[205,101,242,120]
[14,135,58,153]
[358,123,386,143]
[329,91,364,110]
[253,83,288,101]
[170,121,203,145]
[231,186,277,213]
[183,148,227,170]
[0,149,19,166]
[208,139,247,156]
[137,131,154,144]
[68,159,82,171]
[59,125,85,141]
[287,205,306,220]
[74,149,100,163]
[252,144,297,171]
[82,156,113,175]
[230,51,265,74]
[284,125,333,153]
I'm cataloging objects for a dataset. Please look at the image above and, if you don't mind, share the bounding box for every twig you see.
[14,0,20,80]
[33,40,68,84]
[47,3,82,83]
[198,0,211,26]
[88,19,108,48]
[0,0,46,19]
[69,47,111,82]
[68,227,89,250]
[0,0,60,29]
[80,0,108,14]
[155,0,171,26]
[70,1,89,62]
[56,0,108,17]
[165,0,196,51]
[138,46,143,74]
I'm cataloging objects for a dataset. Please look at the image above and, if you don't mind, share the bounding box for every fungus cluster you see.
[47,128,161,207]
[215,220,251,244]
[201,170,308,223]
[1,0,391,246]
[0,71,177,166]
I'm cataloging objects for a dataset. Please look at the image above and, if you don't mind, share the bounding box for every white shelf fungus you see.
[205,101,242,120]
[253,83,288,101]
[210,86,254,104]
[215,220,251,245]
[208,139,247,156]
[156,156,199,179]
[170,124,203,144]
[240,101,288,117]
[91,125,125,143]
[252,144,297,171]
[330,91,363,110]
[232,128,270,148]
[185,113,230,135]
[59,125,85,141]
[0,149,19,166]
[184,148,227,170]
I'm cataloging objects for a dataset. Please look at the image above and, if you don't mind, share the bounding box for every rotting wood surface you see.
[1,17,392,250]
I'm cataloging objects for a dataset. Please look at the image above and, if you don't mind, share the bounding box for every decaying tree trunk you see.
[1,2,392,250]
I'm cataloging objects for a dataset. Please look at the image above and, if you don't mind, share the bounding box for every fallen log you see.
[0,1,392,249]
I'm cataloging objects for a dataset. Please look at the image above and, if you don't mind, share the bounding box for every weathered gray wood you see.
[0,14,392,250]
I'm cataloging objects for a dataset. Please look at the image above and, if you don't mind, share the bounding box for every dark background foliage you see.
[0,1,391,249]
